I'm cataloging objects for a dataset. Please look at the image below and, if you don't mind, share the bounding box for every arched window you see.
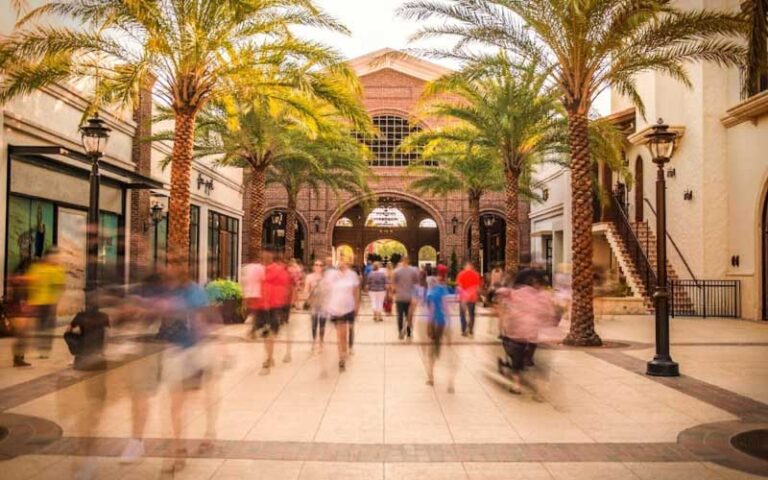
[335,217,354,227]
[365,207,407,227]
[357,115,422,167]
[419,218,437,229]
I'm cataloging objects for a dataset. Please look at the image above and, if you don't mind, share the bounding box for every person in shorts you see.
[324,259,359,371]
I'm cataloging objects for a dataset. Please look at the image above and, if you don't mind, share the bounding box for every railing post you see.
[702,283,707,319]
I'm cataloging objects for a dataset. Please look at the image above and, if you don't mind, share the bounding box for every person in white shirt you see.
[324,259,360,371]
[241,258,265,338]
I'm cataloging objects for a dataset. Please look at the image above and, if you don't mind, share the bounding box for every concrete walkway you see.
[0,300,766,479]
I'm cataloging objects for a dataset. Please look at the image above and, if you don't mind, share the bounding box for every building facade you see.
[258,49,530,273]
[1,38,531,312]
[531,0,768,320]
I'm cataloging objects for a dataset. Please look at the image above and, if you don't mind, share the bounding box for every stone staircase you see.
[599,221,695,314]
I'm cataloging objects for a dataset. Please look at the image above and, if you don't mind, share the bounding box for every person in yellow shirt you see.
[26,248,66,359]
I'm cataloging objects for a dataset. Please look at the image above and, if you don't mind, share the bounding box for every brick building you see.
[257,49,530,272]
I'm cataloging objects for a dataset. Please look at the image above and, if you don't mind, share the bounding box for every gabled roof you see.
[346,48,452,82]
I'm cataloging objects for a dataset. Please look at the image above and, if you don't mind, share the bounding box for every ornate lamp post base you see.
[646,357,679,377]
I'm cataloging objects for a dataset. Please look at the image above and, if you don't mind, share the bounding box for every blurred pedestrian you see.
[26,247,65,358]
[456,261,481,337]
[424,273,455,392]
[366,262,387,322]
[258,250,293,373]
[495,272,556,394]
[7,260,33,367]
[393,256,419,340]
[241,254,265,339]
[324,259,359,371]
[304,259,327,352]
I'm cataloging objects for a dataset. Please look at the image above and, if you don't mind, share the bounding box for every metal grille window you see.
[358,115,421,167]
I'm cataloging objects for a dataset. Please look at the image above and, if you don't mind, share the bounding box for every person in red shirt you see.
[456,261,481,336]
[258,250,294,373]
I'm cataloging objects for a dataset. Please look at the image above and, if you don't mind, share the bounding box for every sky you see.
[306,0,611,116]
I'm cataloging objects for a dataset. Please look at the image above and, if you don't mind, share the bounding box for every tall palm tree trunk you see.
[248,166,267,262]
[564,112,601,346]
[505,168,520,274]
[167,110,196,273]
[468,193,481,266]
[284,195,297,260]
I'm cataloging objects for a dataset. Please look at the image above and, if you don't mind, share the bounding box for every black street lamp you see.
[79,113,111,311]
[644,118,680,377]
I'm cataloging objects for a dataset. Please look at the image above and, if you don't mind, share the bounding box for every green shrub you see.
[205,279,243,303]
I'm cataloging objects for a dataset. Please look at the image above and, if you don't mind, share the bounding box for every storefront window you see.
[208,211,239,281]
[98,212,121,285]
[150,216,168,269]
[189,205,200,281]
[5,195,54,275]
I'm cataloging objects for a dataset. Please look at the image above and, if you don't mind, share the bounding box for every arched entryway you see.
[332,196,441,268]
[466,212,506,275]
[262,209,306,261]
[365,239,407,266]
[762,190,768,320]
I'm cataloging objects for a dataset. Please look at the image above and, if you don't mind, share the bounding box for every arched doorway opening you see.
[365,239,407,266]
[762,189,768,320]
[335,244,355,265]
[418,245,437,270]
[262,209,306,261]
[635,155,644,222]
[332,196,440,268]
[466,212,506,275]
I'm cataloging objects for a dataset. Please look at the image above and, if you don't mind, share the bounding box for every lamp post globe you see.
[644,118,680,377]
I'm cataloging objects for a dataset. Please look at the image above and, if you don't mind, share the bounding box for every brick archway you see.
[328,191,445,264]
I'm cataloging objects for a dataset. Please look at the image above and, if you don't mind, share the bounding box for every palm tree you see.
[400,0,745,346]
[266,125,371,259]
[407,139,504,265]
[162,74,370,261]
[0,0,352,272]
[415,55,563,273]
[744,0,768,97]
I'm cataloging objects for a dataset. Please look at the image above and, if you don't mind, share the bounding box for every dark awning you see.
[8,145,164,190]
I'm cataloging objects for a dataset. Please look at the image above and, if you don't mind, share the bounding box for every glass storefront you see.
[208,211,239,281]
[189,205,200,281]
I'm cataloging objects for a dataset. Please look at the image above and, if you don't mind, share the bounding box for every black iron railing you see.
[610,192,657,295]
[670,280,740,318]
[643,198,698,284]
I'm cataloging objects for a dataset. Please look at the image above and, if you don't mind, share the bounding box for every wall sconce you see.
[683,189,693,201]
[451,216,459,235]
[197,172,214,195]
[667,168,676,178]
[731,255,740,267]
[313,216,321,233]
[542,188,549,202]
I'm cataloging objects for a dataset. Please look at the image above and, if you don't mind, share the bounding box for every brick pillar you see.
[129,75,155,282]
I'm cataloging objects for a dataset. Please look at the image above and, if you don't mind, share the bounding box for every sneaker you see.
[339,360,346,372]
[120,438,145,464]
[461,331,468,337]
[398,332,405,340]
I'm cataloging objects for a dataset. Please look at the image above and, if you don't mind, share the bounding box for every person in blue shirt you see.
[425,273,454,391]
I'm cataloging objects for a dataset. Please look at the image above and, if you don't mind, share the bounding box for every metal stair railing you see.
[610,192,657,297]
[643,198,699,285]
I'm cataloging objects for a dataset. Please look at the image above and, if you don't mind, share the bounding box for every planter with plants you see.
[205,279,244,324]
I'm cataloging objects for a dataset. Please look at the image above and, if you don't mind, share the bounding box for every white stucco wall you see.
[613,0,767,319]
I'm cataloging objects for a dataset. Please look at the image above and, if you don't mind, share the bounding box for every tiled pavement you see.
[0,301,767,479]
